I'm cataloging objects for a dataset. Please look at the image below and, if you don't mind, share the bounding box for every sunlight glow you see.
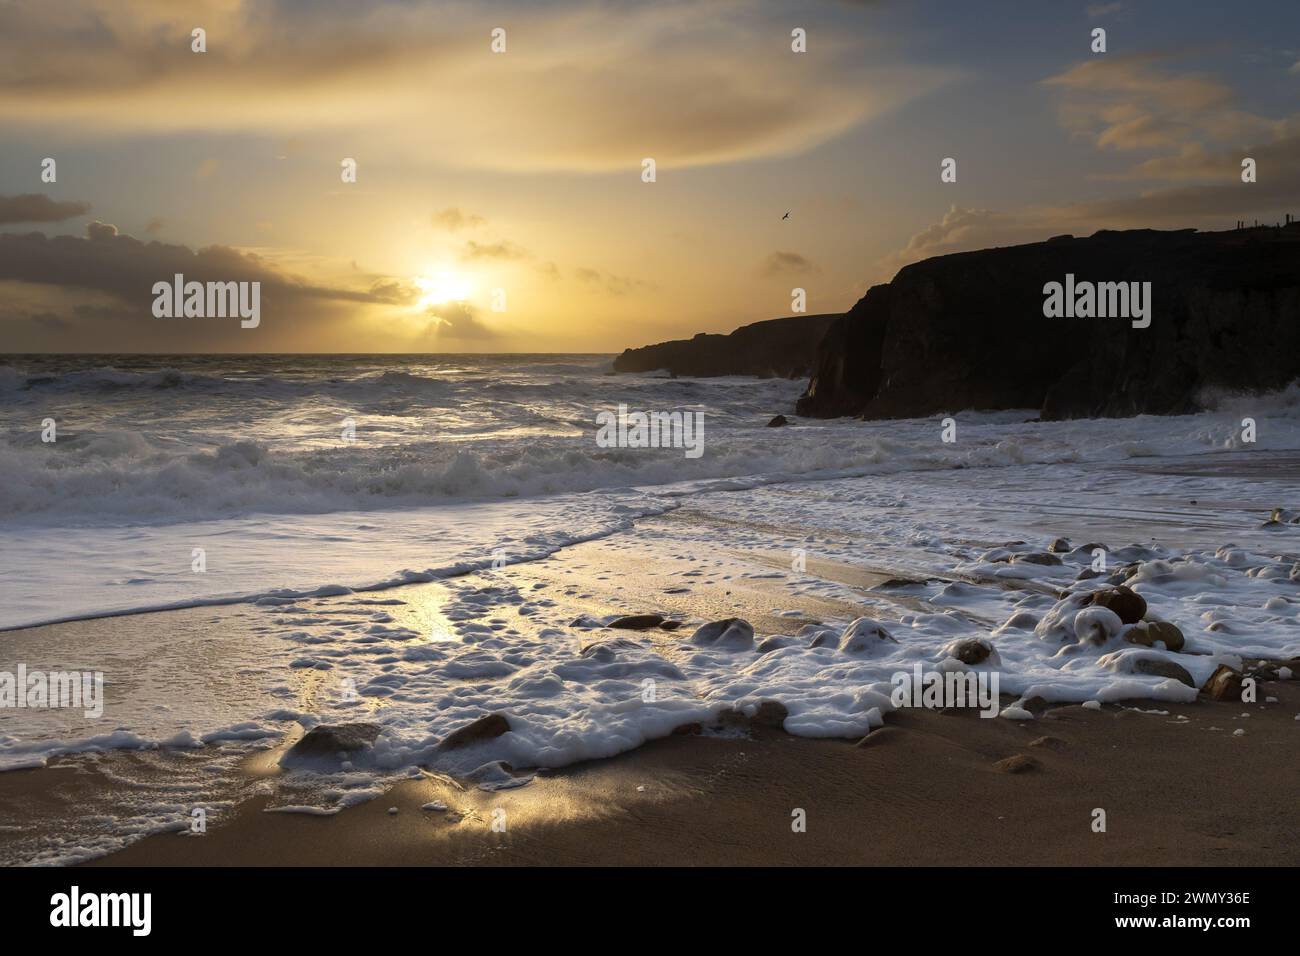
[414,269,473,308]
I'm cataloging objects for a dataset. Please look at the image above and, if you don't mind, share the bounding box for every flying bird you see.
[782,211,790,220]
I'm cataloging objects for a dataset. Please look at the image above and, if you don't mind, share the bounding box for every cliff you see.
[613,313,839,378]
[796,225,1300,420]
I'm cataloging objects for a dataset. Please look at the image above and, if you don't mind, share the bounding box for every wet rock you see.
[1202,664,1244,701]
[716,700,788,729]
[608,614,665,630]
[658,620,684,631]
[287,722,381,759]
[689,618,755,650]
[1125,620,1185,652]
[752,700,789,727]
[579,637,642,660]
[439,713,511,751]
[1035,592,1095,642]
[949,638,994,665]
[756,635,796,654]
[838,617,898,654]
[1071,542,1108,555]
[580,643,617,663]
[671,722,702,736]
[993,754,1040,773]
[1048,537,1072,553]
[1086,585,1147,624]
[1074,568,1103,581]
[1074,606,1124,644]
[1013,552,1063,566]
[766,414,788,427]
[1028,735,1067,751]
[1133,657,1196,687]
[995,610,1039,632]
[1020,696,1050,715]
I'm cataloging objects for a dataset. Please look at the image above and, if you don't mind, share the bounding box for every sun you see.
[413,269,473,308]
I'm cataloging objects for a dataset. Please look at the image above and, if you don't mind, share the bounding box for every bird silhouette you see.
[782,211,790,220]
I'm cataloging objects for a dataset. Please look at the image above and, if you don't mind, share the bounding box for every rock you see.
[949,638,993,665]
[688,618,755,650]
[756,635,795,654]
[286,722,381,759]
[1133,657,1196,687]
[995,610,1039,632]
[439,713,511,750]
[580,644,617,662]
[838,617,898,654]
[608,614,665,630]
[766,414,788,428]
[1202,664,1244,701]
[1074,568,1103,581]
[1034,592,1094,642]
[1125,620,1185,652]
[1073,606,1124,644]
[797,229,1300,422]
[1013,552,1063,566]
[1047,537,1072,553]
[658,620,684,631]
[751,700,789,727]
[1086,585,1147,624]
[614,313,839,378]
[716,700,788,729]
[1028,736,1067,751]
[1020,696,1050,715]
[993,754,1041,774]
[671,722,702,736]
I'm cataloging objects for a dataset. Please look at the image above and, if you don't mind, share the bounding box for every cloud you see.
[880,206,1054,273]
[0,0,953,173]
[1044,54,1245,153]
[433,207,486,231]
[884,127,1300,273]
[573,267,653,296]
[0,193,91,224]
[0,221,408,350]
[759,250,819,277]
[460,239,529,261]
[421,301,495,341]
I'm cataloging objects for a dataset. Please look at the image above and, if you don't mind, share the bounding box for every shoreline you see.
[2,454,1299,866]
[72,681,1300,866]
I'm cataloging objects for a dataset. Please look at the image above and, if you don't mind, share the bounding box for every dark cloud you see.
[0,193,90,225]
[759,251,820,277]
[0,222,407,351]
[422,301,495,341]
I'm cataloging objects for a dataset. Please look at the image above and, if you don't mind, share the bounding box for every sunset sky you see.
[2,0,1298,353]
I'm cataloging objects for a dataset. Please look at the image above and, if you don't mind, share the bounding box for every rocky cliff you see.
[796,225,1300,420]
[614,313,839,378]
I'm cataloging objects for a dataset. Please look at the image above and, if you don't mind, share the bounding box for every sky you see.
[1,0,1298,353]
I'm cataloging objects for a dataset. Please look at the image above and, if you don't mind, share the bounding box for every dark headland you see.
[618,225,1300,420]
[613,313,839,378]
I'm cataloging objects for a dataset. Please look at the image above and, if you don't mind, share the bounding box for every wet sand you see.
[79,678,1300,866]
